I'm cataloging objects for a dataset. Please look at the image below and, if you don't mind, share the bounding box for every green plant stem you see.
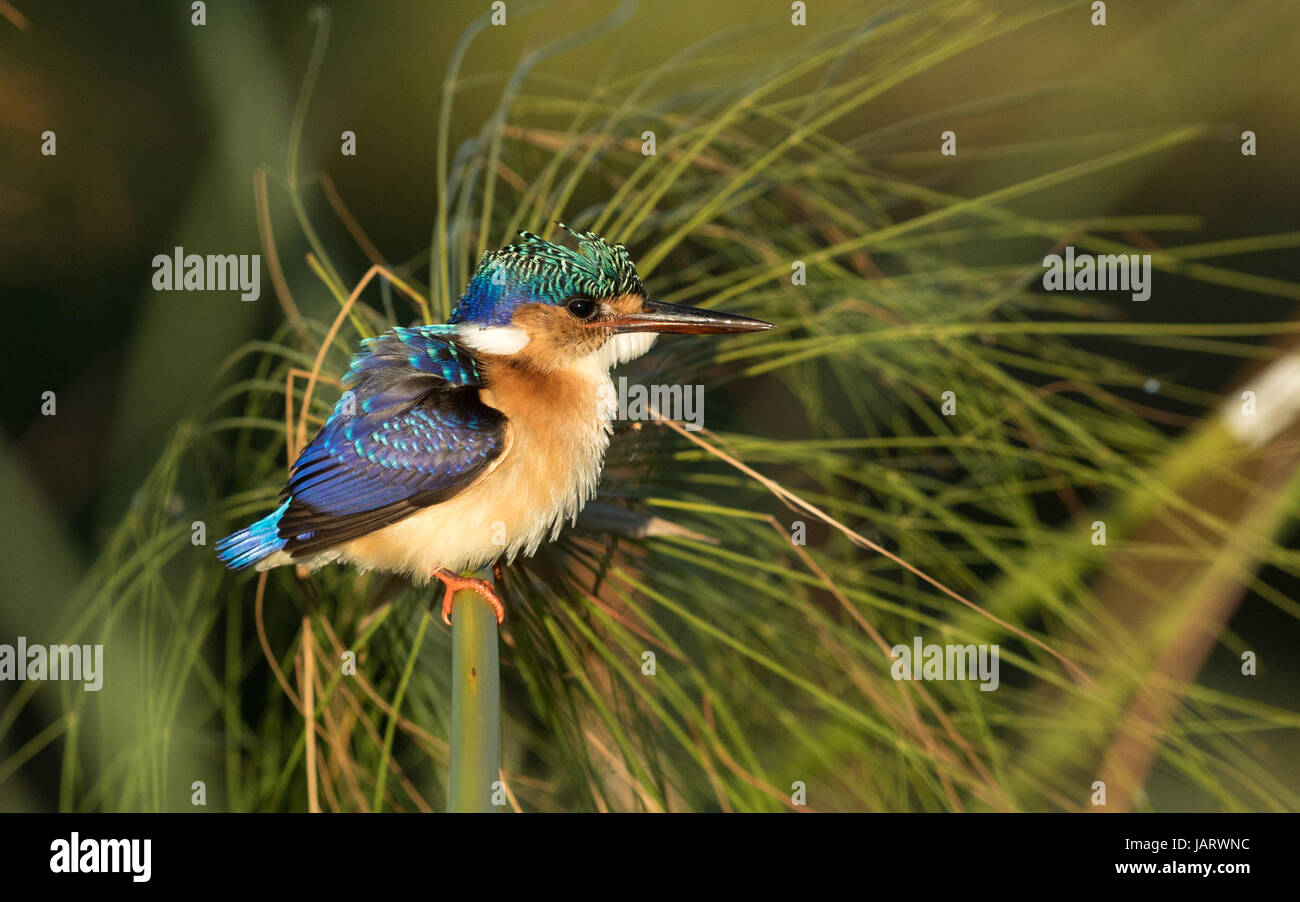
[447,578,501,813]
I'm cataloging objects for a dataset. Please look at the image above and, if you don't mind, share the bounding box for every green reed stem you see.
[447,578,501,813]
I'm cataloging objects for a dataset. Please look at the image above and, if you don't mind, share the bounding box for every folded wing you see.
[277,327,506,558]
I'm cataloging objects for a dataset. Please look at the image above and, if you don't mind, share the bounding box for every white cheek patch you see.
[456,324,531,356]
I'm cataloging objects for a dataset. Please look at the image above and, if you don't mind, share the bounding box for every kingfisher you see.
[216,225,772,624]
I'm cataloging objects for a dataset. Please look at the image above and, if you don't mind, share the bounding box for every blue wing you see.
[274,326,506,559]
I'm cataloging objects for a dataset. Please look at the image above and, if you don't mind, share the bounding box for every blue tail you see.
[216,499,291,569]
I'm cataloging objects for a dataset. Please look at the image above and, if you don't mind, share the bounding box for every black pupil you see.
[568,298,595,318]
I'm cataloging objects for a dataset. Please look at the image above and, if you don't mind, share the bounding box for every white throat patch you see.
[595,331,658,370]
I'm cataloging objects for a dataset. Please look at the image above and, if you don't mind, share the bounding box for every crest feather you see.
[449,226,646,326]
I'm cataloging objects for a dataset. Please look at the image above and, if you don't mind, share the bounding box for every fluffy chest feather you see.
[337,355,614,579]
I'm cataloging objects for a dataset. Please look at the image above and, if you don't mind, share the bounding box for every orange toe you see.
[433,569,505,625]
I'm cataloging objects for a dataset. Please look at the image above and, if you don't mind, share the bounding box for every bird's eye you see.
[566,297,597,319]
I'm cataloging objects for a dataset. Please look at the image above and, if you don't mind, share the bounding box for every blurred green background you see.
[2,0,1298,812]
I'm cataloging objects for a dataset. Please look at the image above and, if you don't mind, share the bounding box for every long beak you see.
[603,298,774,334]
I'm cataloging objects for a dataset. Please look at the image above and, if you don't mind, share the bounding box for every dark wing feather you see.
[277,327,505,558]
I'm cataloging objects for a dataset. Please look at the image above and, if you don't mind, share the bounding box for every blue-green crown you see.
[449,225,645,326]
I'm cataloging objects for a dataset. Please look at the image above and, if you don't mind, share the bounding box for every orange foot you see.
[432,568,505,625]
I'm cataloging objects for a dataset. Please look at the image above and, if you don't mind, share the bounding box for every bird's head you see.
[450,225,772,372]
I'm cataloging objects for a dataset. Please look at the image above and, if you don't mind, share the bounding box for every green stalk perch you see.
[447,574,501,812]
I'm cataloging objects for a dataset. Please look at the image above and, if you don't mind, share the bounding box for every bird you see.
[216,225,773,625]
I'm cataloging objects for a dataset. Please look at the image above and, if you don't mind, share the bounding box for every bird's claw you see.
[433,569,505,625]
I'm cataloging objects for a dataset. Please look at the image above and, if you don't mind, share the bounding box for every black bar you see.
[2,812,1286,888]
